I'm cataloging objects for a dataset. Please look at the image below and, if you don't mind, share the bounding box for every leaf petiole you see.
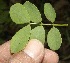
[30,23,68,26]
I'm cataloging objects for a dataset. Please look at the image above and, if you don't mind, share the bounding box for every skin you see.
[0,39,59,63]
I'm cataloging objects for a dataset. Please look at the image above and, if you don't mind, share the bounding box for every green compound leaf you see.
[23,1,42,23]
[11,25,31,53]
[30,26,45,44]
[44,3,56,23]
[47,27,62,50]
[9,3,30,24]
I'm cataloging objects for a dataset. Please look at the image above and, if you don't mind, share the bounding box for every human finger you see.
[0,41,11,63]
[42,48,59,63]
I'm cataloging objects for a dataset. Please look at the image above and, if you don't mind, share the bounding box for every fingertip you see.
[24,39,44,63]
[42,48,59,63]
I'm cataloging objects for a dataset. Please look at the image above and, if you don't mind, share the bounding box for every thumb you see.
[9,39,44,63]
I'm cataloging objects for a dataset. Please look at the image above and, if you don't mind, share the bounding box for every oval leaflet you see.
[10,25,31,53]
[47,27,62,50]
[9,3,30,24]
[44,3,56,23]
[30,26,45,44]
[23,1,42,23]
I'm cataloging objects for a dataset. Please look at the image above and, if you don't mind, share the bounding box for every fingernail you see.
[24,39,44,63]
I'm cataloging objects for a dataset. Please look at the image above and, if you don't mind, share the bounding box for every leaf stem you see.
[30,23,68,26]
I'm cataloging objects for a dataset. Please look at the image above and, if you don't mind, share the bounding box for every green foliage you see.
[47,27,62,50]
[0,38,4,45]
[44,3,56,23]
[30,26,45,44]
[9,3,30,24]
[0,11,9,24]
[0,0,12,44]
[0,0,10,24]
[11,25,31,53]
[0,25,4,33]
[23,1,42,23]
[9,1,42,24]
[9,1,63,53]
[0,0,7,9]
